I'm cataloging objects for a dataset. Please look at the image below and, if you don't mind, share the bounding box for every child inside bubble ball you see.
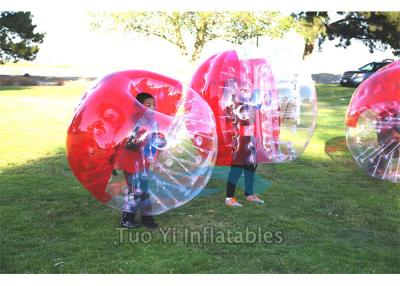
[377,111,400,144]
[373,110,400,175]
[224,79,265,207]
[377,111,400,163]
[116,92,159,228]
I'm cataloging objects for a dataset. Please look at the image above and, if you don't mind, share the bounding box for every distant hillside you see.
[0,74,96,86]
[312,73,341,84]
[1,73,342,86]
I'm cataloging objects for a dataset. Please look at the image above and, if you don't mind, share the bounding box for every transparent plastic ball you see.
[346,104,400,183]
[67,70,217,215]
[271,58,318,163]
[190,50,317,165]
[346,60,400,183]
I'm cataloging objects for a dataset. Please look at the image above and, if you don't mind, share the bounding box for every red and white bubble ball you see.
[346,60,400,183]
[66,70,218,215]
[190,50,318,166]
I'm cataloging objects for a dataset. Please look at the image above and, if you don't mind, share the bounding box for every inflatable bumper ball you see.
[345,60,400,183]
[67,70,218,215]
[190,50,317,165]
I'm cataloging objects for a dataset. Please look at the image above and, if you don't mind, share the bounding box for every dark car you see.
[340,59,394,87]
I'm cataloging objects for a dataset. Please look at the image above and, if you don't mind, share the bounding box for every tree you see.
[0,11,45,64]
[292,12,329,58]
[90,11,296,63]
[294,12,400,58]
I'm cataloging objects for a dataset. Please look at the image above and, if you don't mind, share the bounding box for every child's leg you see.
[120,171,140,228]
[243,164,257,196]
[226,165,244,198]
[244,164,264,204]
[123,171,134,192]
[122,171,138,214]
[138,178,158,228]
[376,141,400,172]
[138,178,152,215]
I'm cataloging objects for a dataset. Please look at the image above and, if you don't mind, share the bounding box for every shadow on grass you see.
[1,147,399,273]
[324,136,353,160]
[199,166,272,198]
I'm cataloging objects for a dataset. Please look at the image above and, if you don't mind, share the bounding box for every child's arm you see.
[126,127,147,150]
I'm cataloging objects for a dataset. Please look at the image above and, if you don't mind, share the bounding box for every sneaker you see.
[120,212,140,228]
[225,197,242,207]
[246,194,264,204]
[141,215,158,229]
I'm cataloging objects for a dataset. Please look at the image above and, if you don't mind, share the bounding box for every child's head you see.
[136,92,155,110]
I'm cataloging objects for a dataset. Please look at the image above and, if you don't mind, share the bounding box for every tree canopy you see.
[90,11,295,63]
[294,12,400,58]
[0,12,45,64]
[91,11,400,62]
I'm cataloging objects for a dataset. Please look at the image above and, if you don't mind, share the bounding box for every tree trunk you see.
[191,44,204,63]
[191,16,208,63]
[302,40,315,59]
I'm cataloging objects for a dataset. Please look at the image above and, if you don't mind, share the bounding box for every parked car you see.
[340,59,394,87]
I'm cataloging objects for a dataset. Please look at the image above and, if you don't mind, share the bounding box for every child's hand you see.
[126,128,147,150]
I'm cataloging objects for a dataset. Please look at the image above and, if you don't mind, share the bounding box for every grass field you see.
[0,84,399,273]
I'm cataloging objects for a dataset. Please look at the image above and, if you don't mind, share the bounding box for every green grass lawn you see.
[0,84,399,273]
